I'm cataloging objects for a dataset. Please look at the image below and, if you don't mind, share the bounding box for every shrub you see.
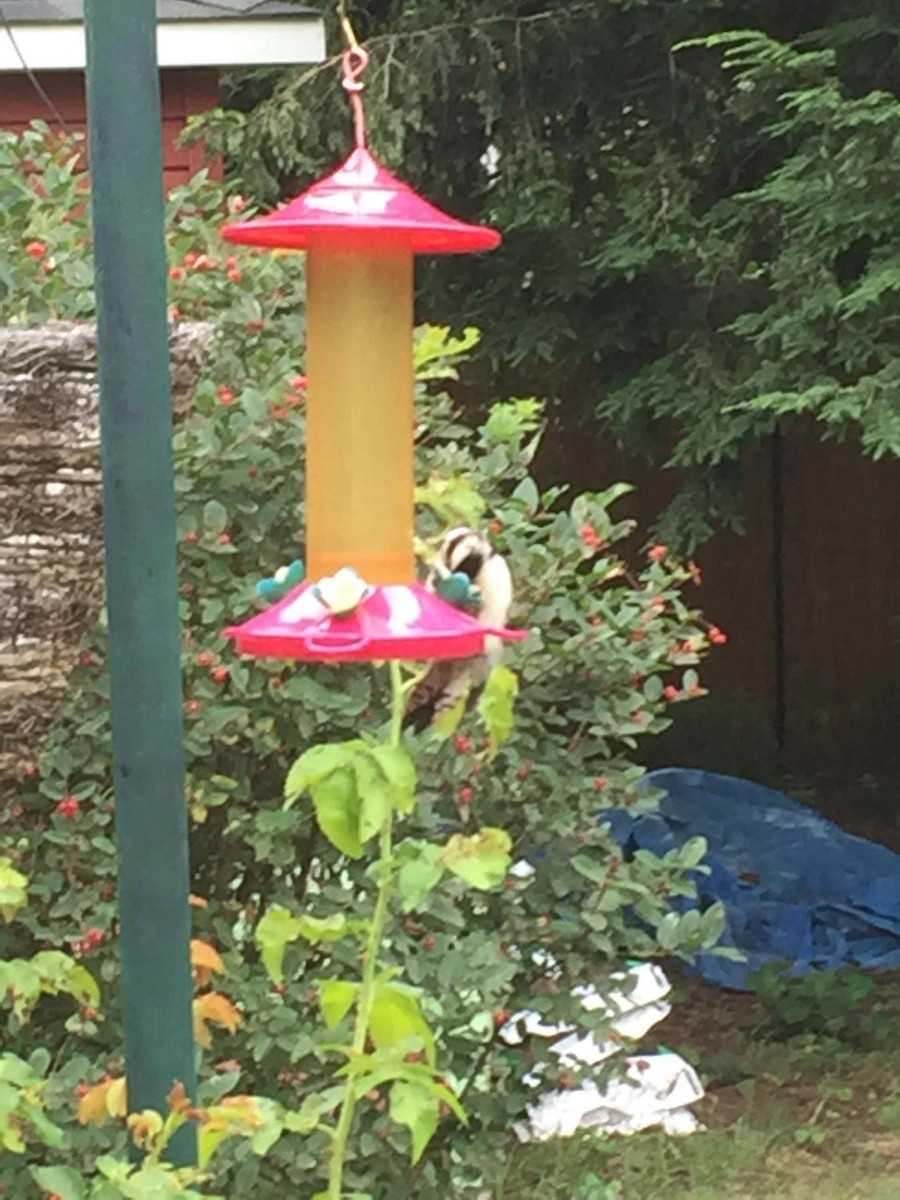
[2,124,726,1198]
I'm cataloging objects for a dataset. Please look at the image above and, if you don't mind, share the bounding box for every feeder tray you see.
[225,581,527,663]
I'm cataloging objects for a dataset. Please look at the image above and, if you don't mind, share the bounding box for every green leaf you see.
[202,499,228,536]
[397,851,445,913]
[477,665,519,754]
[369,983,435,1064]
[284,741,363,807]
[20,1099,65,1149]
[370,744,417,814]
[30,1166,86,1200]
[0,858,28,921]
[285,1085,346,1135]
[511,476,540,513]
[255,907,304,985]
[390,1080,439,1164]
[440,827,512,890]
[430,693,467,739]
[319,980,359,1030]
[353,753,393,843]
[311,768,363,859]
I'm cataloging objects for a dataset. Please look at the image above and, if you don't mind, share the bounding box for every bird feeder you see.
[221,43,524,663]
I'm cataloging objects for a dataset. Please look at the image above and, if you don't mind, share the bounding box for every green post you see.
[84,0,197,1163]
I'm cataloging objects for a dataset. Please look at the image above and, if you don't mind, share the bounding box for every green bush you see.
[1,124,727,1198]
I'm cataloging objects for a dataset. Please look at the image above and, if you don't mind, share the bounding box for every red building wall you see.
[0,67,221,189]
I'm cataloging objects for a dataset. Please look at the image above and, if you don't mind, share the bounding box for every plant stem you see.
[327,661,405,1200]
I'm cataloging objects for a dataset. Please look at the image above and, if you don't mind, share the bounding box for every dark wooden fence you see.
[538,420,900,788]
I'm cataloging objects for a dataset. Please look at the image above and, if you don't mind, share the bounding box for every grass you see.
[497,968,900,1200]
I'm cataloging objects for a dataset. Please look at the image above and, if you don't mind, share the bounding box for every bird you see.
[403,526,514,733]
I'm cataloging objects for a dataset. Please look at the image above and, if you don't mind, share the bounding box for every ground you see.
[503,967,900,1200]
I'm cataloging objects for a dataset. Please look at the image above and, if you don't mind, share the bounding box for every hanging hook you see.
[341,44,369,148]
[337,1,369,148]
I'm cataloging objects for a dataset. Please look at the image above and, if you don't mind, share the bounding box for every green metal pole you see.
[84,0,197,1163]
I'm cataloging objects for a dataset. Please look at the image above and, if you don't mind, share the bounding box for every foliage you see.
[187,2,900,545]
[749,962,892,1048]
[0,126,728,1197]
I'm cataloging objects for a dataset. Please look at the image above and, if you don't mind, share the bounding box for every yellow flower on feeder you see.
[313,567,372,617]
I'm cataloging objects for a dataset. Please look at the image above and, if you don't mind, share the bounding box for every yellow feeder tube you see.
[305,243,415,585]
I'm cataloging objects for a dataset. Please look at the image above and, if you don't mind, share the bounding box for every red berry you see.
[247,466,258,478]
[454,734,472,753]
[83,1007,98,1020]
[11,803,24,819]
[217,385,236,406]
[493,1009,511,1027]
[24,764,38,777]
[80,651,93,667]
[183,530,198,544]
[490,519,502,535]
[291,375,308,391]
[593,776,609,791]
[226,257,238,270]
[423,936,437,951]
[271,405,289,420]
[516,762,534,780]
[185,700,202,715]
[218,533,231,546]
[169,307,182,322]
[228,268,243,284]
[56,796,81,820]
[458,787,474,805]
[580,523,602,549]
[648,544,668,562]
[664,685,680,702]
[76,1083,90,1098]
[231,195,246,213]
[169,265,185,281]
[212,667,229,684]
[85,928,104,947]
[196,651,215,668]
[184,252,199,267]
[709,626,728,645]
[26,240,47,259]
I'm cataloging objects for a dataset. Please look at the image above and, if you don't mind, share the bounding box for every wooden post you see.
[84,0,197,1163]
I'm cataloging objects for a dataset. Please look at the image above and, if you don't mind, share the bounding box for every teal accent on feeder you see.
[435,570,482,612]
[257,560,305,604]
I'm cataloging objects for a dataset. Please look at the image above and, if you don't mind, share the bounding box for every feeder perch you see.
[221,45,525,663]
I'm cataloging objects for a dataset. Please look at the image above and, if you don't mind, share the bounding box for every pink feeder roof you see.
[222,147,501,254]
[225,581,527,663]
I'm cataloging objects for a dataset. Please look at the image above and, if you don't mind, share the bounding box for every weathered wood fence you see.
[0,321,212,784]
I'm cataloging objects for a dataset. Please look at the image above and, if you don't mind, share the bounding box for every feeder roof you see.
[222,146,501,255]
[226,581,526,663]
[1,2,315,20]
[0,2,324,71]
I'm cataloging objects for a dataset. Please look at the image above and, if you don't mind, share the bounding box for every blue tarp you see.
[604,768,900,990]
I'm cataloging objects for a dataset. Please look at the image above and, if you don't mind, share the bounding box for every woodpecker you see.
[403,526,513,733]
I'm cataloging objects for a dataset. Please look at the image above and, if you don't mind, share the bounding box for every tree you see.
[192,1,900,543]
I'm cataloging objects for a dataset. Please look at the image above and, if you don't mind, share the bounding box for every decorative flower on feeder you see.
[221,36,525,664]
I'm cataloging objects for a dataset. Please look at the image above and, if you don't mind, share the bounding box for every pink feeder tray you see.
[225,582,527,663]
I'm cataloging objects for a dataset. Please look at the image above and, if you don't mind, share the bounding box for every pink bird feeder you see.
[221,43,524,664]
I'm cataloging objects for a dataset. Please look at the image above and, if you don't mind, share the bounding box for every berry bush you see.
[1,125,727,1199]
